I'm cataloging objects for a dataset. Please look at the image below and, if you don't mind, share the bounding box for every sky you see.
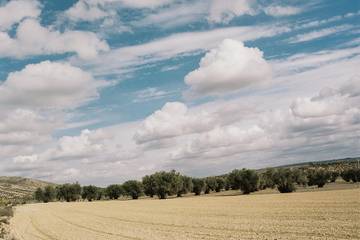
[0,0,359,185]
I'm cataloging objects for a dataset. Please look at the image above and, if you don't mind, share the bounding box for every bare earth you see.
[11,188,360,240]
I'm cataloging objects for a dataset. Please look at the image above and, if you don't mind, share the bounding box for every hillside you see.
[256,157,360,173]
[276,157,360,168]
[0,176,55,203]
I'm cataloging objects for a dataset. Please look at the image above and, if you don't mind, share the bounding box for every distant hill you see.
[0,176,55,203]
[256,157,360,173]
[274,157,360,168]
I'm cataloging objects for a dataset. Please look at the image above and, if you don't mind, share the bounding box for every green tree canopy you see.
[122,180,143,199]
[227,169,259,194]
[192,178,205,195]
[56,183,81,202]
[82,185,98,201]
[273,169,297,193]
[105,184,123,199]
[142,175,156,198]
[34,187,44,202]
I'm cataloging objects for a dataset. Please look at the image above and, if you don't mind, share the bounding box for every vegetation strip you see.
[32,160,359,203]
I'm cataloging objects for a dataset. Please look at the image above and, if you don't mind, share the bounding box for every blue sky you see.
[0,0,359,185]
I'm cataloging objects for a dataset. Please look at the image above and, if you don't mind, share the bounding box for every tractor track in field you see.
[66,208,350,239]
[9,188,360,240]
[71,208,237,232]
[30,217,59,240]
[51,213,143,240]
[53,209,225,239]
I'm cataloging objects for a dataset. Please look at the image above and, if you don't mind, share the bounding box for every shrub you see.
[273,168,296,193]
[122,180,143,199]
[192,178,205,195]
[307,169,330,188]
[227,169,259,194]
[105,184,123,199]
[0,206,13,218]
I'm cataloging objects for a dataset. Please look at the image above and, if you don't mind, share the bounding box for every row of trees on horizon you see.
[34,167,360,203]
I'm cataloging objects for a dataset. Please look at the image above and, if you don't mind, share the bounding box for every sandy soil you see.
[10,188,360,240]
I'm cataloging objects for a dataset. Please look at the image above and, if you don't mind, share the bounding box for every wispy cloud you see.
[288,25,353,43]
[264,5,302,17]
[133,87,175,103]
[296,10,360,30]
[79,24,290,78]
[272,45,360,77]
[133,1,207,28]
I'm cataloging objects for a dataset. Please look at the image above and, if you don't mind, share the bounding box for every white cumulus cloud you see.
[290,77,360,119]
[290,95,347,118]
[134,102,215,144]
[184,39,271,97]
[0,0,40,30]
[0,18,109,59]
[50,129,110,160]
[65,0,110,22]
[207,0,257,23]
[0,61,106,110]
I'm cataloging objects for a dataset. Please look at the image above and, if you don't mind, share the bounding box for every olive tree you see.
[105,184,123,199]
[341,168,360,183]
[142,175,156,198]
[122,180,143,199]
[192,178,205,195]
[329,171,339,182]
[96,187,104,200]
[56,183,81,202]
[307,169,330,188]
[215,177,225,192]
[259,169,276,190]
[204,177,217,194]
[82,185,98,201]
[293,169,308,186]
[273,168,296,193]
[34,187,44,202]
[227,169,259,194]
[151,170,183,199]
[42,186,56,203]
[178,175,193,197]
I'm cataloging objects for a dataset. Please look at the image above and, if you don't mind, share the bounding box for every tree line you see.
[34,167,360,203]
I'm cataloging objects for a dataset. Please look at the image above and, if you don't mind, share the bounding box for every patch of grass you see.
[0,206,14,240]
[0,206,13,218]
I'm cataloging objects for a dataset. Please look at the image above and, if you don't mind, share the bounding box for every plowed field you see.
[11,188,360,240]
